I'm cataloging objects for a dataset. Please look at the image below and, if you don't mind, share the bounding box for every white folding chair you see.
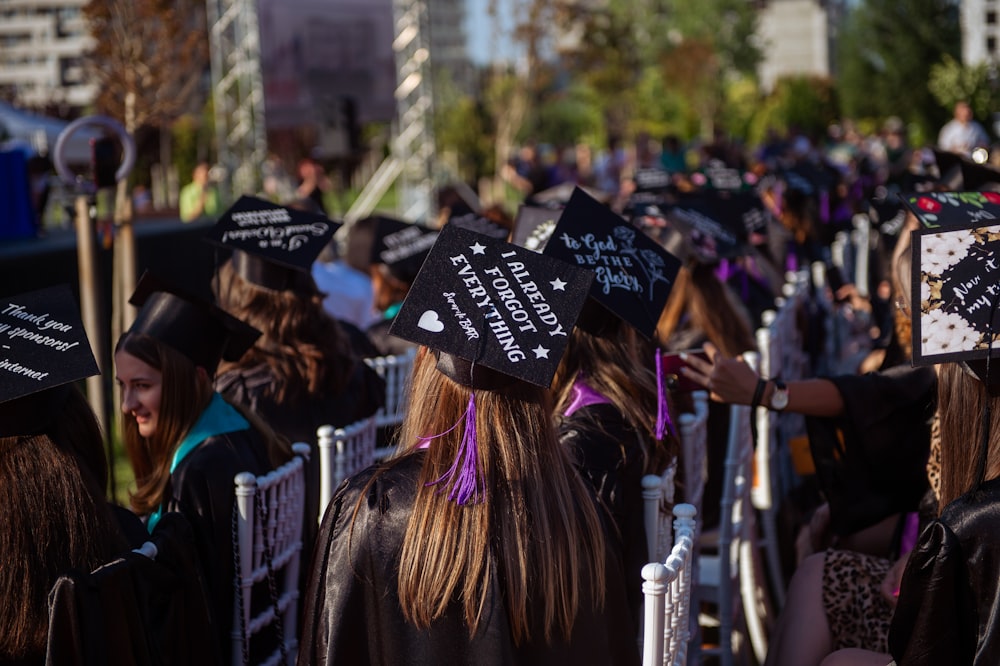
[642,503,698,666]
[364,347,417,431]
[643,390,707,566]
[317,415,377,524]
[695,398,766,666]
[232,442,310,666]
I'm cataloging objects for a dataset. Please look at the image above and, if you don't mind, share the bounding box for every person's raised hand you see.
[679,342,761,405]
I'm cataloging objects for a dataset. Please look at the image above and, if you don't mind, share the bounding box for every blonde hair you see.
[657,264,756,357]
[391,349,606,643]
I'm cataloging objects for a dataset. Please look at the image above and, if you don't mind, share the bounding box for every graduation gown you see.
[889,478,1000,664]
[805,365,937,536]
[159,410,275,664]
[298,452,640,666]
[558,401,649,634]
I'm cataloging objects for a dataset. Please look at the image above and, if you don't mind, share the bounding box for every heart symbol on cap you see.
[418,310,445,333]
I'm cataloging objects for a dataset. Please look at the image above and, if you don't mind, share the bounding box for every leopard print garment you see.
[822,549,893,652]
[821,414,941,652]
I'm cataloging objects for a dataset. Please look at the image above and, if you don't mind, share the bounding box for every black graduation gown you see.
[164,428,274,664]
[298,453,640,666]
[805,365,937,536]
[45,512,220,666]
[889,478,1000,664]
[558,402,649,635]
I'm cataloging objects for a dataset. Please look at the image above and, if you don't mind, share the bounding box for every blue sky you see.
[464,0,521,64]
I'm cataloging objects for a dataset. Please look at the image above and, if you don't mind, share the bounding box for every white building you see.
[0,0,95,109]
[961,0,1000,64]
[756,0,845,92]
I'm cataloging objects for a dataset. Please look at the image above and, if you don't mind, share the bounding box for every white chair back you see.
[642,503,698,666]
[679,391,710,514]
[642,461,677,565]
[364,347,417,432]
[317,416,377,524]
[232,442,309,666]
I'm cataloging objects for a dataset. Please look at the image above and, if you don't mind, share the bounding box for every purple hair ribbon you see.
[655,350,676,440]
[424,393,484,505]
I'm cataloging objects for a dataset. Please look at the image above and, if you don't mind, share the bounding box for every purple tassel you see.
[655,350,676,440]
[426,393,484,505]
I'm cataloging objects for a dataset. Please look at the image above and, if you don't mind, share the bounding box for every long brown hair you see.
[0,389,126,661]
[937,363,1000,509]
[215,261,354,402]
[392,349,606,644]
[552,317,675,474]
[117,332,290,515]
[657,263,756,357]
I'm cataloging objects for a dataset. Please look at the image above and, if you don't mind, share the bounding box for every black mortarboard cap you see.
[204,195,340,289]
[899,191,1000,230]
[659,193,749,264]
[961,160,1000,193]
[933,150,965,190]
[126,271,261,371]
[0,285,100,436]
[448,211,509,241]
[543,187,681,338]
[370,216,439,284]
[633,167,673,193]
[388,223,593,387]
[510,205,561,252]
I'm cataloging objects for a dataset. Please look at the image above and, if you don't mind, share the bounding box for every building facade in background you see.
[756,0,845,91]
[962,0,1000,65]
[0,0,95,110]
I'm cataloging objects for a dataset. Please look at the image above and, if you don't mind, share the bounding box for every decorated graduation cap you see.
[0,285,100,436]
[899,191,1000,230]
[510,204,561,252]
[447,211,509,241]
[389,222,592,388]
[370,215,439,284]
[542,186,682,339]
[204,195,340,290]
[690,160,757,192]
[633,167,673,194]
[126,271,261,371]
[389,223,593,504]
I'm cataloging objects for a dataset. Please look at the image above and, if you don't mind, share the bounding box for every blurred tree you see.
[929,55,1000,125]
[748,76,839,146]
[83,0,208,133]
[835,0,960,139]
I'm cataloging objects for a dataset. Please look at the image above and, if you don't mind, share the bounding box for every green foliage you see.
[748,76,839,145]
[172,114,200,185]
[835,0,961,138]
[532,84,605,148]
[929,55,1000,122]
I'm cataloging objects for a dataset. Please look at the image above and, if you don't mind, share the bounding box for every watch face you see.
[771,385,789,410]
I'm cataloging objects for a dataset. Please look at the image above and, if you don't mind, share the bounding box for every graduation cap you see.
[933,149,966,190]
[370,216,439,284]
[529,182,611,209]
[126,271,261,371]
[388,223,593,388]
[659,193,748,264]
[961,160,1000,193]
[781,161,835,195]
[699,160,756,192]
[542,187,682,339]
[510,205,561,252]
[204,195,340,290]
[447,211,509,241]
[899,191,1000,230]
[633,167,673,193]
[0,285,100,437]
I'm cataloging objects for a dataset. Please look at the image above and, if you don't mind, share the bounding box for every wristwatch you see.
[769,379,789,411]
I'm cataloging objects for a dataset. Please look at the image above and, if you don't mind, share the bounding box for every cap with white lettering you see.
[204,195,340,289]
[543,186,682,339]
[0,285,100,435]
[388,223,593,387]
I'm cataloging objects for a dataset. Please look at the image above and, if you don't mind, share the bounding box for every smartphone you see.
[660,349,710,392]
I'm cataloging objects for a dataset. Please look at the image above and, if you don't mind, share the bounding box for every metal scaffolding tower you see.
[206,0,267,200]
[346,0,437,223]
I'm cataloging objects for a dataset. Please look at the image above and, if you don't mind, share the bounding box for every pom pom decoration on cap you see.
[0,285,100,437]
